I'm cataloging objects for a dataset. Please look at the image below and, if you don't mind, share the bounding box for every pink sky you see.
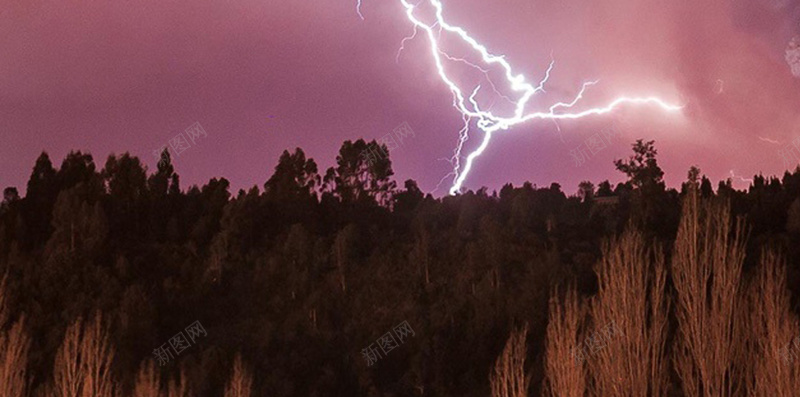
[2,0,800,196]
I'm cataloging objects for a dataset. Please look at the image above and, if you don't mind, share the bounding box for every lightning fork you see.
[359,0,683,195]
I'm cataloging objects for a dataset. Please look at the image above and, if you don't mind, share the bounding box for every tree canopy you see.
[2,139,800,396]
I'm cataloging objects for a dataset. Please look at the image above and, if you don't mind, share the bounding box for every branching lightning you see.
[361,0,683,195]
[396,26,419,63]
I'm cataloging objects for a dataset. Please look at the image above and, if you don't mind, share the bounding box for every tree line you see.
[1,138,800,395]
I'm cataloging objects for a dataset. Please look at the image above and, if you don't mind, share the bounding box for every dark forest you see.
[2,138,800,396]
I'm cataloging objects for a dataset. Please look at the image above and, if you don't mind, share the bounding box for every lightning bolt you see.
[361,0,683,195]
[758,136,781,145]
[356,0,365,20]
[728,170,754,185]
[396,26,419,63]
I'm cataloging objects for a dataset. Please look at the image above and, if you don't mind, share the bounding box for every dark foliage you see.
[1,142,799,396]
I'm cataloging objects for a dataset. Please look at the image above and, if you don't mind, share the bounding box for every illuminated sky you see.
[2,0,800,196]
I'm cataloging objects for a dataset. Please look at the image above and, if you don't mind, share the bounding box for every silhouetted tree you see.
[323,139,396,207]
[23,152,58,249]
[264,148,319,202]
[613,140,664,191]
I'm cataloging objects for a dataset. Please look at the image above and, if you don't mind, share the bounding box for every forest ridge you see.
[1,138,800,396]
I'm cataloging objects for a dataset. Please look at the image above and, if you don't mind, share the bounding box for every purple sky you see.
[2,0,800,196]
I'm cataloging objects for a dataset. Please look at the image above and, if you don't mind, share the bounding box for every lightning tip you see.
[356,0,365,20]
